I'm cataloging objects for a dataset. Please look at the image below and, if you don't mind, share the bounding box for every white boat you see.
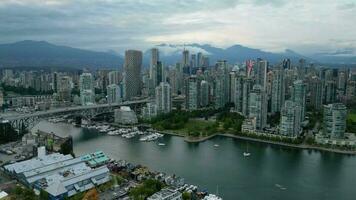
[243,143,250,157]
[214,144,219,147]
[243,152,251,157]
[158,143,166,146]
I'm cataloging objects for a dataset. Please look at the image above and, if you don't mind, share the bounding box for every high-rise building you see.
[324,80,336,104]
[271,66,285,113]
[124,50,142,100]
[182,50,189,67]
[282,59,291,69]
[200,80,209,107]
[310,76,323,110]
[255,59,268,90]
[233,75,244,112]
[142,102,157,119]
[79,73,94,92]
[242,78,253,116]
[202,56,209,68]
[108,71,120,85]
[323,103,347,139]
[150,48,159,69]
[291,80,306,122]
[182,50,190,74]
[186,76,198,111]
[215,60,229,108]
[52,72,59,93]
[107,84,122,104]
[79,73,95,105]
[279,100,301,137]
[197,52,203,68]
[191,54,197,71]
[155,82,171,114]
[149,48,159,87]
[297,59,306,80]
[58,76,72,102]
[0,89,4,109]
[249,84,267,130]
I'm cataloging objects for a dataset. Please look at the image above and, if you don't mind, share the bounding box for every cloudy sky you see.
[0,0,356,55]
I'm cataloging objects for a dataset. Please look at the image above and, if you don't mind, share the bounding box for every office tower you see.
[282,59,291,69]
[124,50,142,100]
[233,75,244,112]
[309,76,323,110]
[271,66,285,113]
[108,71,120,85]
[216,60,229,106]
[242,78,253,116]
[79,73,94,91]
[249,84,267,130]
[150,48,159,69]
[202,56,209,68]
[279,100,301,137]
[2,69,13,81]
[291,80,306,122]
[155,82,172,114]
[338,71,347,94]
[0,89,4,109]
[200,80,209,107]
[52,72,59,93]
[324,80,336,104]
[107,84,122,104]
[156,61,165,85]
[323,103,347,139]
[57,76,72,102]
[255,59,268,90]
[79,73,95,105]
[182,50,189,66]
[182,50,190,74]
[297,59,306,80]
[346,80,356,100]
[186,76,198,111]
[197,52,203,68]
[191,54,197,71]
[149,48,159,87]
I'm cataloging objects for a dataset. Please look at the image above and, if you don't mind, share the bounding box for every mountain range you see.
[0,40,354,69]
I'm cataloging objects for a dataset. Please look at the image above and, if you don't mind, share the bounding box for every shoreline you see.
[156,129,356,155]
[220,134,356,155]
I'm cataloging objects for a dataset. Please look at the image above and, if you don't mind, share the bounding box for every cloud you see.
[0,0,355,56]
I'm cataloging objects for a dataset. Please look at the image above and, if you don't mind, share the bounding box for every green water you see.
[33,121,356,200]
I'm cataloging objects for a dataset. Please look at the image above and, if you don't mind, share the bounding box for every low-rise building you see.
[114,106,138,124]
[4,148,111,200]
[147,188,182,200]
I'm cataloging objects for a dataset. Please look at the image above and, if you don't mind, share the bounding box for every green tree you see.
[182,192,191,200]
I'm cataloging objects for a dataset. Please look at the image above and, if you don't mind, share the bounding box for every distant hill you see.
[0,40,123,69]
[142,43,313,67]
[0,41,354,70]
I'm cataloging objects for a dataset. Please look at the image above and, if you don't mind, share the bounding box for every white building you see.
[4,149,110,199]
[147,188,182,200]
[155,82,171,114]
[114,106,138,124]
[79,73,95,105]
[107,84,122,104]
[142,102,157,119]
[279,100,301,137]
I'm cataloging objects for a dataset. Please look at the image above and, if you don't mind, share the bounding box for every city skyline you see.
[0,0,355,56]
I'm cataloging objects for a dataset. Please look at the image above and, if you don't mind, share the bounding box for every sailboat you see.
[243,143,251,157]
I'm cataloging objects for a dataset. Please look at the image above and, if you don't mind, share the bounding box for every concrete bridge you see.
[1,99,148,131]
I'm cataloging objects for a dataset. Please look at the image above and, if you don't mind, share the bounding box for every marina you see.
[33,120,356,200]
